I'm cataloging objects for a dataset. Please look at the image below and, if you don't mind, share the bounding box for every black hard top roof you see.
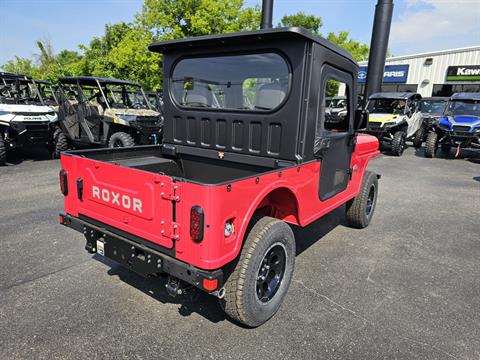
[369,92,421,100]
[0,72,32,80]
[34,79,53,85]
[59,76,141,87]
[421,97,449,101]
[149,27,357,65]
[450,92,480,101]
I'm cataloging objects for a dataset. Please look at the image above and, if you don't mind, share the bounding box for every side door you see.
[314,65,355,201]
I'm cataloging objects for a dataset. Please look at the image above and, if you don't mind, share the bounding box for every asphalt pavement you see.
[0,146,479,360]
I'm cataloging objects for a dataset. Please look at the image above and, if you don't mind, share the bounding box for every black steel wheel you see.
[221,216,295,327]
[256,243,287,303]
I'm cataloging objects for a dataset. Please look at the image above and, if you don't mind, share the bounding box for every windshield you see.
[419,99,447,115]
[104,84,150,109]
[369,98,407,114]
[36,83,57,106]
[0,77,44,105]
[445,100,480,117]
[171,52,290,111]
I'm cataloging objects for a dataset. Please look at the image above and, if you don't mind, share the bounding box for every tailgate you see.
[65,156,179,249]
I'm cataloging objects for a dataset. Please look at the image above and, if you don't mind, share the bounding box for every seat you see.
[184,83,213,107]
[255,82,286,110]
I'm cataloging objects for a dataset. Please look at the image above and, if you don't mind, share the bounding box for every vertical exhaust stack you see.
[365,0,394,101]
[261,0,274,29]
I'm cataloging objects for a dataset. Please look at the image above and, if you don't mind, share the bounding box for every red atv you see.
[59,27,380,327]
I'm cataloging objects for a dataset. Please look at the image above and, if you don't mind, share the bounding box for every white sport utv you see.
[0,72,67,165]
[365,92,423,156]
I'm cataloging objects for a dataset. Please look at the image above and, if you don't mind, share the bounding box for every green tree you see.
[2,57,40,77]
[327,31,369,62]
[138,0,261,39]
[278,12,322,34]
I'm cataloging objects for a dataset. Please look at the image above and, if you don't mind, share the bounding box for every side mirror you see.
[354,109,368,130]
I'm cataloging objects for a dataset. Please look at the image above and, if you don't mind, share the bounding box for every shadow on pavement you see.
[95,208,343,324]
[414,145,480,162]
[6,146,54,165]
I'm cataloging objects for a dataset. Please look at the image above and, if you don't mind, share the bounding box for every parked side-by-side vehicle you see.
[365,92,423,156]
[57,76,163,149]
[58,27,380,327]
[425,92,480,158]
[0,72,66,165]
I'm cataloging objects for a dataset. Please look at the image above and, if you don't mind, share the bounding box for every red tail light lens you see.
[59,169,68,196]
[190,206,204,242]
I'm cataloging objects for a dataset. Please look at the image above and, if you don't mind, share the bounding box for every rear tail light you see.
[59,169,68,196]
[202,278,218,291]
[190,206,204,242]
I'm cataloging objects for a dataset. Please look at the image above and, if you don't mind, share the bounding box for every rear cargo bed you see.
[66,145,277,185]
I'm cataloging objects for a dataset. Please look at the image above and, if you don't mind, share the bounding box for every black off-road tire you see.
[440,143,452,153]
[0,137,6,166]
[108,132,135,148]
[425,132,438,158]
[345,171,378,229]
[220,217,295,327]
[413,127,424,149]
[53,128,69,158]
[391,131,406,156]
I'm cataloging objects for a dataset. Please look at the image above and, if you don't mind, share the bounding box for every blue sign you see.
[358,64,409,84]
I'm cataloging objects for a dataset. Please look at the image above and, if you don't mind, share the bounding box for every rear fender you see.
[233,183,300,258]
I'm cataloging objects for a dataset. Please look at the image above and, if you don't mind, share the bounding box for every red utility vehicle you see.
[59,27,380,327]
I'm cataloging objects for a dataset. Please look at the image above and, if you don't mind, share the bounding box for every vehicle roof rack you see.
[59,76,141,87]
[450,92,480,101]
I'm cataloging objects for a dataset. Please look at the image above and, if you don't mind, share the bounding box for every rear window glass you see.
[171,53,290,112]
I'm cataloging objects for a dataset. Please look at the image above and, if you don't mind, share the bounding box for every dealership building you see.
[358,45,480,97]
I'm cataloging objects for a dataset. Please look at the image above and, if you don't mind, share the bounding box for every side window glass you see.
[323,79,350,132]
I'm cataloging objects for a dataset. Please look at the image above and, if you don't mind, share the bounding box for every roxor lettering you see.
[91,186,143,214]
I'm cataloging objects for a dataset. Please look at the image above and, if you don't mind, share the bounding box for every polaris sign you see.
[446,66,480,81]
[358,65,409,84]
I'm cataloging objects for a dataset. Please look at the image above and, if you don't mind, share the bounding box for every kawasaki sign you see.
[358,65,409,84]
[446,66,480,81]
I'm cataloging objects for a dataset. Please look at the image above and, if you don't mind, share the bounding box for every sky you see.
[0,0,479,65]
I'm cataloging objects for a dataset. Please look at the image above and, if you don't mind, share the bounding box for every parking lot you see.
[0,147,479,360]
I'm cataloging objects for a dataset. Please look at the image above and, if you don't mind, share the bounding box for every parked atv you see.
[416,97,449,147]
[0,72,66,165]
[425,93,480,158]
[57,77,163,149]
[365,92,423,156]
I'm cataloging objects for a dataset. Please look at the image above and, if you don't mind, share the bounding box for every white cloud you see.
[390,0,480,54]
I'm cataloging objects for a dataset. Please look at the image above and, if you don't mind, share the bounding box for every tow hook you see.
[166,276,184,297]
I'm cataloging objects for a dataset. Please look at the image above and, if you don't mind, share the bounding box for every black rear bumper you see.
[59,212,223,294]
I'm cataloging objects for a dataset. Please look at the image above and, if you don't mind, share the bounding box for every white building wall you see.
[359,46,480,97]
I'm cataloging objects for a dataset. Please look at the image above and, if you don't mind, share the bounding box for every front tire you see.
[53,128,69,158]
[0,137,6,166]
[413,127,424,149]
[346,171,378,229]
[221,217,295,327]
[391,131,406,156]
[108,132,135,148]
[425,132,438,158]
